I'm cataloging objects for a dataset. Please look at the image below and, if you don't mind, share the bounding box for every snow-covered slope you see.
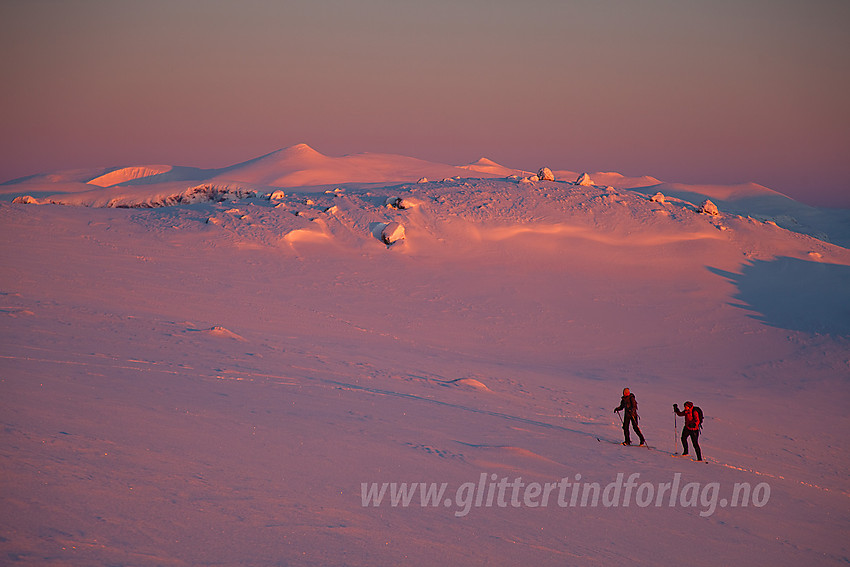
[1,149,849,566]
[631,182,850,247]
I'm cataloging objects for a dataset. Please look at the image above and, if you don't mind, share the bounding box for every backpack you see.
[693,406,704,430]
[627,394,639,419]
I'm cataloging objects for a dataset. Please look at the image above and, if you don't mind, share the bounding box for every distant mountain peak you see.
[275,143,325,159]
[462,157,522,177]
[288,142,320,153]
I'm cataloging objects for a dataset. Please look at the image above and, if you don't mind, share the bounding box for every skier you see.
[614,388,646,446]
[673,401,702,461]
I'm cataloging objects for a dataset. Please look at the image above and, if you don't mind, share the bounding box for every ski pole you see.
[616,409,623,426]
[673,411,677,454]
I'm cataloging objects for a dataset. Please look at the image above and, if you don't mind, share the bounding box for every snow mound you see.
[650,192,666,203]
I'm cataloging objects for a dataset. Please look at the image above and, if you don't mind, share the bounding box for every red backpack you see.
[693,406,704,430]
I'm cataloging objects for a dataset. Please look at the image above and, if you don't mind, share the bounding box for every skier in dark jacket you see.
[674,401,702,461]
[614,388,646,446]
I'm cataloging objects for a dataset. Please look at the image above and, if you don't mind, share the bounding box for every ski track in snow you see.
[2,343,845,500]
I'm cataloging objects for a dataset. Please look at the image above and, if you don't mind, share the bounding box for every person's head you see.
[623,388,630,396]
[684,401,693,409]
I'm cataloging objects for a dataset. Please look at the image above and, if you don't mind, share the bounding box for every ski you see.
[671,453,707,463]
[596,437,654,450]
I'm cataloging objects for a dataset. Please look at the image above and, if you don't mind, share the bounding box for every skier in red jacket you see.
[674,401,702,461]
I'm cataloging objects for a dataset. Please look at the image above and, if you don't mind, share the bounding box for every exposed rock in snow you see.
[537,167,555,181]
[417,177,429,184]
[386,197,416,210]
[114,184,259,208]
[206,326,247,341]
[446,378,491,391]
[380,222,405,245]
[650,192,666,203]
[156,185,258,207]
[269,190,286,200]
[698,199,720,215]
[576,173,594,186]
[12,195,41,204]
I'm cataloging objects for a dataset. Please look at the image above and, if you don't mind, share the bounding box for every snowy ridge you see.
[10,171,849,250]
[6,143,846,248]
[210,143,507,187]
[88,165,175,187]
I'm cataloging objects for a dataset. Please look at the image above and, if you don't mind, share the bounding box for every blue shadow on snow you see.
[708,257,850,337]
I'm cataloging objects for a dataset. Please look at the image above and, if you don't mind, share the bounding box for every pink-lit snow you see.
[1,145,848,565]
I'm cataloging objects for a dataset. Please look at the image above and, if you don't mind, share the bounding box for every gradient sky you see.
[2,0,849,207]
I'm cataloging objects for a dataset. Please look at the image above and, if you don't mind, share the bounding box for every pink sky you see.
[1,1,848,207]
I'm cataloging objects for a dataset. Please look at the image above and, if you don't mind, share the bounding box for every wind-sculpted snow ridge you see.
[134,184,260,207]
[5,143,849,249]
[13,183,259,208]
[15,176,839,273]
[87,165,175,187]
[10,175,850,260]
